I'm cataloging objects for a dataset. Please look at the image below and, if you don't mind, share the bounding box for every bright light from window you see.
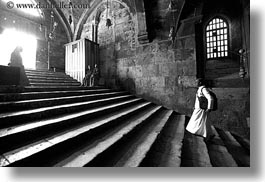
[2,0,42,17]
[0,28,37,69]
[206,18,229,59]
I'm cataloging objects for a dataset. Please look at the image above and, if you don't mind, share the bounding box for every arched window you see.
[206,17,229,59]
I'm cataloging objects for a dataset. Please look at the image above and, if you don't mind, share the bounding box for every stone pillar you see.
[92,19,99,43]
[92,22,95,42]
[95,20,99,43]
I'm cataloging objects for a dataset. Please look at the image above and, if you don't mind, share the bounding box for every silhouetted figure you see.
[81,65,92,87]
[9,46,29,86]
[10,46,23,67]
[91,64,99,86]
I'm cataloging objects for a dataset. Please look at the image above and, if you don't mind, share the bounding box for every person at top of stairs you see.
[8,46,29,86]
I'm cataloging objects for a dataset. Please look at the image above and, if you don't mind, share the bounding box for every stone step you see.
[0,91,128,112]
[25,72,70,78]
[28,79,79,84]
[0,89,114,102]
[22,86,106,92]
[26,69,58,73]
[29,82,81,87]
[53,105,162,167]
[215,128,250,167]
[180,130,212,167]
[0,95,135,129]
[0,99,145,139]
[206,126,238,167]
[27,75,75,80]
[86,108,174,167]
[114,109,174,167]
[0,101,154,166]
[139,113,186,167]
[25,70,67,75]
[26,72,71,77]
[231,133,250,153]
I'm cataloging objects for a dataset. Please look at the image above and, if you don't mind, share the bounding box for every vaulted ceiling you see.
[52,0,93,27]
[45,0,94,41]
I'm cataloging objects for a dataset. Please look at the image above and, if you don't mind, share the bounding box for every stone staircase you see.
[0,70,250,167]
[25,69,81,87]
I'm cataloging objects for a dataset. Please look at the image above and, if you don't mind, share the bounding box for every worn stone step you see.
[22,86,106,92]
[115,109,174,167]
[29,82,81,86]
[216,128,250,167]
[25,70,67,75]
[28,79,78,84]
[0,98,144,139]
[26,72,71,77]
[180,129,212,167]
[0,89,114,102]
[52,105,162,167]
[0,101,154,166]
[25,73,71,78]
[0,95,135,129]
[26,69,58,73]
[25,73,70,79]
[27,77,75,82]
[86,108,174,167]
[0,91,128,112]
[206,126,238,167]
[26,75,72,81]
[231,133,250,153]
[0,99,147,156]
[139,113,186,167]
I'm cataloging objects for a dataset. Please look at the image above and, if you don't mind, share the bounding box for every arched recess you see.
[93,0,136,47]
[74,0,105,41]
[202,0,244,82]
[74,0,147,42]
[177,0,248,84]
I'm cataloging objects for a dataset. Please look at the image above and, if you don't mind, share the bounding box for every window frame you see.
[205,16,230,60]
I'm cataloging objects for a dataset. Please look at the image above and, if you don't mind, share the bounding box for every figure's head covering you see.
[15,46,23,53]
[197,78,206,87]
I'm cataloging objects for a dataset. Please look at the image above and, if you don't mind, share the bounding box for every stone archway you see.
[74,0,149,44]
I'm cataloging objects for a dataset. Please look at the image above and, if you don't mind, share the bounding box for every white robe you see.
[186,86,214,138]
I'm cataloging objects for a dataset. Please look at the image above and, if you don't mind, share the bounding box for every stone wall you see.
[210,88,250,138]
[116,38,197,115]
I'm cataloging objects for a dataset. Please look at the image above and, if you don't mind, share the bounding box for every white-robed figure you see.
[186,79,214,138]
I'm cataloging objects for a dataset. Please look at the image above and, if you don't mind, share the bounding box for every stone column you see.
[94,20,99,43]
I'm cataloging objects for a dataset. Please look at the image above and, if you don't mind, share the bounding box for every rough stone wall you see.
[116,38,197,115]
[210,88,250,138]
